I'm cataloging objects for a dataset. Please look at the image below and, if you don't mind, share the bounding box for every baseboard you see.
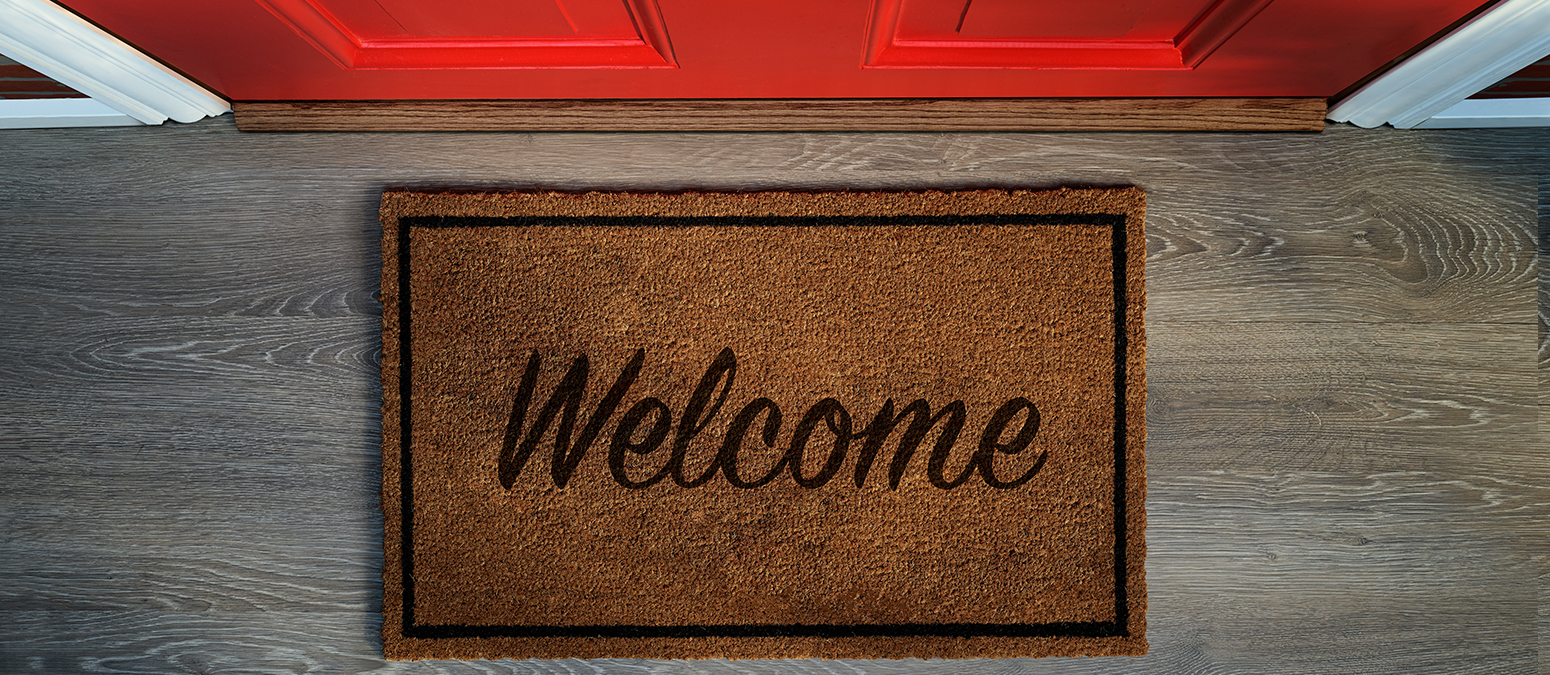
[0,97,140,128]
[1411,97,1550,127]
[233,98,1327,132]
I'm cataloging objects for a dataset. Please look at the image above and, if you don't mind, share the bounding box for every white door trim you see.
[1410,97,1550,128]
[1327,0,1550,129]
[0,0,229,127]
[0,97,140,128]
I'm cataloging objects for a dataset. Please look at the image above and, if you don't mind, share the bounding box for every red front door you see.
[62,0,1484,100]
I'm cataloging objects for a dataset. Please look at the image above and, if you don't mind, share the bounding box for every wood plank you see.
[0,117,1544,673]
[1147,322,1539,478]
[1539,181,1548,675]
[0,123,1535,325]
[1143,172,1537,324]
[1539,176,1549,410]
[232,98,1329,132]
[4,467,1543,673]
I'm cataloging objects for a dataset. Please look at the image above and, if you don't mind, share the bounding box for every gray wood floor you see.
[1,117,1546,674]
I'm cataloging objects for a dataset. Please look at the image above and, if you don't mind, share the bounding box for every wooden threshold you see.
[233,98,1327,132]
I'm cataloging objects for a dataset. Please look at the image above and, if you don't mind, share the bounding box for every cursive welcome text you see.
[496,348,1047,491]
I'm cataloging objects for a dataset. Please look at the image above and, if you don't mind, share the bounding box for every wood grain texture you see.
[1539,176,1548,414]
[1539,177,1548,675]
[0,118,1545,674]
[1148,322,1538,477]
[232,98,1328,132]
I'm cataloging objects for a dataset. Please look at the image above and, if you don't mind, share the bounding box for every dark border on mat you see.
[394,212,1132,640]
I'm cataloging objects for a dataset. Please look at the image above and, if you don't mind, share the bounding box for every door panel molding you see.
[1175,0,1275,67]
[252,0,678,69]
[863,0,1274,70]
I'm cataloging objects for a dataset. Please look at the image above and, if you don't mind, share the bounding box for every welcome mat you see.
[379,188,1147,660]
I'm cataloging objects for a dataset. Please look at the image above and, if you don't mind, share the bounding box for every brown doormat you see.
[379,188,1147,661]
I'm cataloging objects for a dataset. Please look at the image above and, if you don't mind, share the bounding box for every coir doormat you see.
[380,188,1147,660]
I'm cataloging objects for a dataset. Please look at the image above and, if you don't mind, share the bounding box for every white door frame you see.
[1327,0,1550,129]
[0,0,228,128]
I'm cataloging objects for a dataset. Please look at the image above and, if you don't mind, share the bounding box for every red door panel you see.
[59,0,1485,100]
